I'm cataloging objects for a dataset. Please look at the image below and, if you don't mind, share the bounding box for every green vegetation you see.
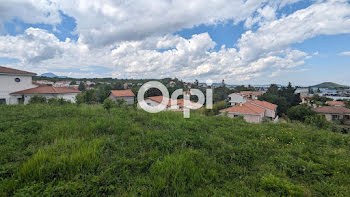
[1,104,350,196]
[310,82,349,89]
[259,83,301,116]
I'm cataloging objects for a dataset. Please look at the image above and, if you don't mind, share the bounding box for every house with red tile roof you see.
[10,86,80,104]
[313,106,350,125]
[248,99,277,119]
[326,101,345,107]
[239,91,264,99]
[220,102,265,123]
[142,96,203,111]
[0,66,80,104]
[108,90,135,104]
[1,66,38,104]
[222,96,278,123]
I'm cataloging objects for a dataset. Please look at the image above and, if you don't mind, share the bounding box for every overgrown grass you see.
[0,104,350,196]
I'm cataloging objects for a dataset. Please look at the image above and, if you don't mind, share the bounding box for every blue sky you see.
[0,0,349,86]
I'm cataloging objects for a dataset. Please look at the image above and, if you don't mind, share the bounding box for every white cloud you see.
[0,0,61,25]
[338,51,350,56]
[237,0,350,63]
[0,0,349,83]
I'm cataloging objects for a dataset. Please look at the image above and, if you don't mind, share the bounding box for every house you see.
[220,98,277,123]
[239,91,264,99]
[35,80,54,86]
[0,66,38,104]
[228,93,247,105]
[10,86,80,104]
[326,101,345,107]
[169,81,176,87]
[108,90,135,104]
[295,88,309,97]
[143,96,202,111]
[0,66,80,104]
[313,106,350,125]
[248,99,277,119]
[219,102,265,123]
[54,81,71,88]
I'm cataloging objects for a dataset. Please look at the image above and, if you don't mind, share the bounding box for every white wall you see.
[229,93,246,105]
[0,74,37,104]
[108,94,134,104]
[19,93,79,104]
[225,112,263,123]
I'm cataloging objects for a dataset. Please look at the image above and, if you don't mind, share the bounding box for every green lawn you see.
[0,104,350,196]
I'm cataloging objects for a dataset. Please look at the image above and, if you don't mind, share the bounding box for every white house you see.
[10,86,80,104]
[108,90,135,104]
[222,93,278,123]
[0,66,37,104]
[228,93,247,105]
[0,66,80,104]
[142,96,202,111]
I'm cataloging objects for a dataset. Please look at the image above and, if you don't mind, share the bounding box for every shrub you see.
[103,98,114,112]
[28,95,47,104]
[288,105,316,122]
[48,97,71,105]
[305,114,330,129]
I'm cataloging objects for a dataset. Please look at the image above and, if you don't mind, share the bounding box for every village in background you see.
[1,65,350,131]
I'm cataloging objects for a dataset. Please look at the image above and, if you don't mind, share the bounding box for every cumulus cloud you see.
[0,0,349,83]
[0,0,61,25]
[338,51,350,56]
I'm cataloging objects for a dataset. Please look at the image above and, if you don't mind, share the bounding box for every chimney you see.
[239,102,243,107]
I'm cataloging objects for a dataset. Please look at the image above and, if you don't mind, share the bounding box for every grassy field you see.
[0,104,350,196]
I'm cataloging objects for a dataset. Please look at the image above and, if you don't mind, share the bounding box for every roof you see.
[10,86,80,95]
[145,96,202,108]
[249,99,277,110]
[109,90,135,97]
[313,106,350,114]
[326,101,345,106]
[220,102,265,115]
[0,66,36,76]
[240,91,264,96]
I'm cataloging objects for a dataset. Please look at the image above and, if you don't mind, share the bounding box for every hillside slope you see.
[311,82,349,89]
[0,105,350,196]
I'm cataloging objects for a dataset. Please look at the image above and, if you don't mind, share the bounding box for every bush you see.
[103,98,114,112]
[48,97,71,105]
[288,105,316,122]
[28,95,47,104]
[305,114,330,129]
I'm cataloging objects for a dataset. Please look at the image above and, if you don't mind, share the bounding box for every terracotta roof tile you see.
[313,106,350,114]
[10,86,80,94]
[240,91,264,96]
[109,90,135,97]
[146,96,201,108]
[0,66,36,75]
[249,99,277,110]
[326,101,345,106]
[220,102,265,115]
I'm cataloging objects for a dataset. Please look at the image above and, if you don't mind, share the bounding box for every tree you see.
[76,89,98,104]
[78,82,86,91]
[103,98,114,112]
[29,95,47,104]
[267,84,279,95]
[288,105,316,122]
[345,100,350,109]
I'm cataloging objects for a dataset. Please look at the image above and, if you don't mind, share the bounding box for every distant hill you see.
[40,73,68,78]
[310,82,349,89]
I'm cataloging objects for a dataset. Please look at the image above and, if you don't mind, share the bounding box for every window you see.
[345,115,350,120]
[0,99,6,104]
[15,78,21,82]
[332,115,339,120]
